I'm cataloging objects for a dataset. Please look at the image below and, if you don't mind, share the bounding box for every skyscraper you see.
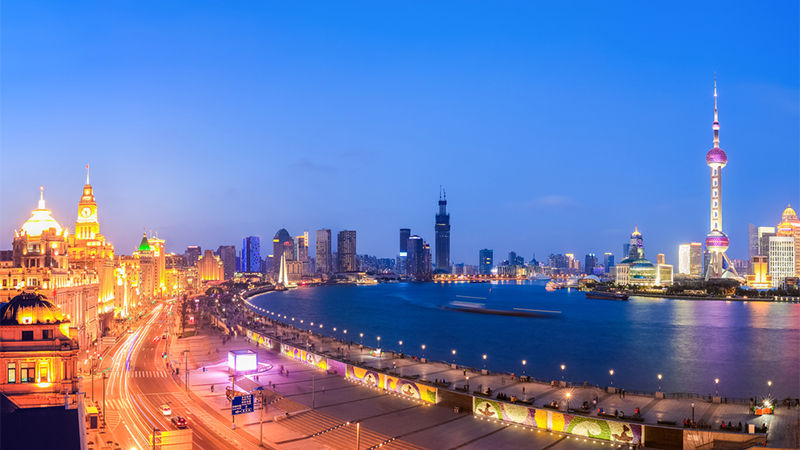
[748,224,759,274]
[584,254,597,275]
[628,227,644,260]
[337,230,357,272]
[758,227,776,256]
[407,235,426,278]
[296,232,309,273]
[434,189,451,272]
[704,79,738,280]
[603,253,614,273]
[398,228,411,276]
[768,236,795,288]
[217,245,236,279]
[272,229,294,277]
[678,244,691,275]
[657,254,665,265]
[315,229,332,274]
[186,246,202,267]
[241,236,261,273]
[479,249,493,275]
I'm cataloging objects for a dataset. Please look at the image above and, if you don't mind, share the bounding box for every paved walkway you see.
[172,308,796,449]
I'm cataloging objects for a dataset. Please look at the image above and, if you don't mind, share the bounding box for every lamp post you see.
[715,378,719,396]
[522,360,526,376]
[399,341,403,354]
[452,350,456,365]
[610,369,614,387]
[561,365,565,381]
[356,421,361,450]
[483,354,487,370]
[102,372,108,428]
[377,336,380,348]
[312,374,315,409]
[658,374,662,392]
[691,403,695,423]
[421,345,426,359]
[360,333,363,345]
[566,392,571,412]
[768,381,772,399]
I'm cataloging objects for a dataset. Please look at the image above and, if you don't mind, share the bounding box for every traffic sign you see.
[231,394,254,415]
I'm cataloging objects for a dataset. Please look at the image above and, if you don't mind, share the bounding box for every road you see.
[90,301,250,450]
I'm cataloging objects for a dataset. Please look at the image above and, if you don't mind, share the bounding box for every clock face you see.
[81,207,93,218]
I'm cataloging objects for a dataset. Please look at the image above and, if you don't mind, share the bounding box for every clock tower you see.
[67,166,116,330]
[75,172,100,240]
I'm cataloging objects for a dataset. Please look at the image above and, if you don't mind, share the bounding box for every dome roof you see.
[630,259,654,268]
[782,205,797,221]
[274,228,292,241]
[706,147,728,165]
[631,225,641,237]
[777,222,795,237]
[705,230,729,250]
[20,188,63,237]
[618,257,636,265]
[0,292,65,325]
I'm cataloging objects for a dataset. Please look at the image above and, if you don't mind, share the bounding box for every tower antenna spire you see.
[439,185,442,199]
[39,186,45,209]
[86,164,90,184]
[713,74,720,148]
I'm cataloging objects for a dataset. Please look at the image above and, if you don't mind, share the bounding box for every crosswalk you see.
[105,409,121,431]
[128,370,168,378]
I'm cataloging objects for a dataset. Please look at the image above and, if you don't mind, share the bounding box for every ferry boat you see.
[529,274,552,281]
[585,290,628,300]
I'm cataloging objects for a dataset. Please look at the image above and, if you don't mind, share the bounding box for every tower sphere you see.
[705,230,729,252]
[706,147,727,166]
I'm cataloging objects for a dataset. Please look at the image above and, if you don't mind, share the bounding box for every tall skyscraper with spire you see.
[434,188,450,272]
[705,78,738,280]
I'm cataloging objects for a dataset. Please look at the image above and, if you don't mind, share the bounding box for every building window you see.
[21,331,33,341]
[7,362,16,383]
[1,279,5,287]
[713,179,718,187]
[42,329,53,340]
[39,362,49,383]
[20,362,35,383]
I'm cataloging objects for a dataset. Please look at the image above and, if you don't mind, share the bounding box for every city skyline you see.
[1,2,798,266]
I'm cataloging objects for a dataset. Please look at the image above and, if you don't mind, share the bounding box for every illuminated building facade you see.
[777,205,800,276]
[434,190,450,272]
[295,232,309,274]
[768,236,795,288]
[186,246,201,267]
[406,235,429,279]
[148,236,166,297]
[197,250,224,281]
[241,236,261,273]
[337,230,357,273]
[135,234,156,301]
[398,228,411,276]
[0,292,81,409]
[315,229,332,274]
[704,80,738,280]
[746,256,772,289]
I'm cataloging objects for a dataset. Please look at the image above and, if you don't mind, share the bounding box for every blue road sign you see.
[231,394,254,415]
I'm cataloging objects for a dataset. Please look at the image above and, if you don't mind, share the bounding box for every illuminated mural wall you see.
[279,343,328,371]
[344,366,437,404]
[473,397,641,444]
[246,329,273,350]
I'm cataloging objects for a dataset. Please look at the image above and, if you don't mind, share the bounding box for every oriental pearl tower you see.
[705,78,738,280]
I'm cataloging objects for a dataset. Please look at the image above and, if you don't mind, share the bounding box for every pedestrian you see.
[463,369,466,376]
[522,386,525,395]
[322,387,325,394]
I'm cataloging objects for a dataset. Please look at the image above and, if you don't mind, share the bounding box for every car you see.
[162,334,166,340]
[171,416,187,429]
[159,404,172,416]
[154,336,160,342]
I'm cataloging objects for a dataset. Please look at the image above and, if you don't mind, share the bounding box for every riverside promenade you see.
[172,308,796,450]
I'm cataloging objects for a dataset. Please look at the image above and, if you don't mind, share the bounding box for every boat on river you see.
[445,301,561,318]
[585,290,628,300]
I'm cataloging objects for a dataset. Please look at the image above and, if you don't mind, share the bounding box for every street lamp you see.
[715,378,719,396]
[566,392,571,411]
[522,360,526,376]
[421,345,426,359]
[658,374,662,392]
[377,336,380,348]
[691,403,695,423]
[360,333,363,345]
[561,365,565,381]
[610,369,614,386]
[768,381,772,398]
[483,354,487,369]
[452,350,456,365]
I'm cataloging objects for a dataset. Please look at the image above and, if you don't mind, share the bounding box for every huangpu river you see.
[248,280,799,398]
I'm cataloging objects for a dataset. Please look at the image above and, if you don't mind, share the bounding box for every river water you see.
[248,280,799,399]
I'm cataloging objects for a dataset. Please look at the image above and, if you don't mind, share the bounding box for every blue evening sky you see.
[1,1,798,266]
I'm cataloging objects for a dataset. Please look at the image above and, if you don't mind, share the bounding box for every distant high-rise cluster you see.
[748,205,800,288]
[337,230,357,273]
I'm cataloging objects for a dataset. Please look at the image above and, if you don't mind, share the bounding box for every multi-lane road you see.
[89,301,249,450]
